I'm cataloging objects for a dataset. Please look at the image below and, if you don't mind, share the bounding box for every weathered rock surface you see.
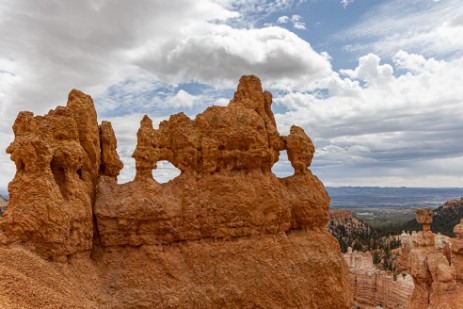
[402,208,463,309]
[0,75,352,308]
[99,121,123,179]
[344,248,414,309]
[0,91,98,260]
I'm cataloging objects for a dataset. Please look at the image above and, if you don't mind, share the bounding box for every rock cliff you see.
[344,248,414,309]
[0,75,352,308]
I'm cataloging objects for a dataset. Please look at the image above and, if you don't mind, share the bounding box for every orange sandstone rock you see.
[405,208,463,309]
[99,121,123,179]
[0,75,352,308]
[344,249,414,309]
[0,103,94,260]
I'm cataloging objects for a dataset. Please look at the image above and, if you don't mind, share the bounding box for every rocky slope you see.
[328,209,371,252]
[0,75,352,308]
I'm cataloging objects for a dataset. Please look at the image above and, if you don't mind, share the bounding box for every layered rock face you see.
[344,249,414,309]
[0,76,352,308]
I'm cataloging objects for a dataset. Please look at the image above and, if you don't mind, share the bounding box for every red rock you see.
[404,208,463,309]
[0,104,93,260]
[99,121,123,179]
[0,75,352,308]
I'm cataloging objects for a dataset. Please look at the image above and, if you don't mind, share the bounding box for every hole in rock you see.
[152,160,181,183]
[50,157,67,197]
[77,169,83,180]
[271,150,294,178]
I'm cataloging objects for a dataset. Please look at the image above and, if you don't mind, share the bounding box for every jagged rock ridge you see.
[0,76,351,308]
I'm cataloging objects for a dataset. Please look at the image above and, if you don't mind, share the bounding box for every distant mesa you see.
[0,75,352,308]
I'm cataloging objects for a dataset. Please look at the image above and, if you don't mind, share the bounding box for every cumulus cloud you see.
[166,90,202,108]
[274,51,463,186]
[134,23,331,89]
[393,50,442,74]
[0,0,334,190]
[276,14,306,30]
[277,16,289,24]
[340,53,393,86]
[1,0,462,190]
[0,0,236,115]
[291,15,306,30]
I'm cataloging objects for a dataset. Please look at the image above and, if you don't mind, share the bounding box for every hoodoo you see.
[0,76,352,308]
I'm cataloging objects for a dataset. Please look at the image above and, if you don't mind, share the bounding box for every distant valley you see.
[327,187,463,228]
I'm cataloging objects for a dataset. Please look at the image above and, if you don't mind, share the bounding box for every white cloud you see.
[133,23,331,90]
[340,0,354,9]
[166,90,202,108]
[0,0,333,191]
[338,0,463,58]
[277,15,289,24]
[1,0,462,190]
[276,14,306,30]
[275,51,463,186]
[291,15,306,30]
[0,0,237,115]
[152,161,181,183]
[215,0,295,26]
[340,53,393,86]
[393,50,442,74]
[215,98,231,106]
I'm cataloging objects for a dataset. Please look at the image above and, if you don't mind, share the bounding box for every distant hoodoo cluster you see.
[397,208,463,309]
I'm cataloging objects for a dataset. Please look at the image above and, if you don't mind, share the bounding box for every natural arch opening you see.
[271,150,294,178]
[152,160,181,183]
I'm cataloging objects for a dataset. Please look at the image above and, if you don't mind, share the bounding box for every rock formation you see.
[451,218,463,285]
[0,91,101,260]
[401,208,463,309]
[344,248,414,309]
[0,75,352,308]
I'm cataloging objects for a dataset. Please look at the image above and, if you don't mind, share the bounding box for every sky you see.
[0,0,462,194]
